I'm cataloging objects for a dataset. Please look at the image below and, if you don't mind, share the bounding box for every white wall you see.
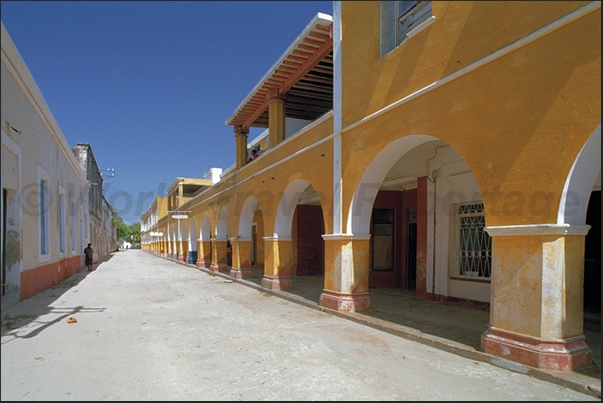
[2,22,89,303]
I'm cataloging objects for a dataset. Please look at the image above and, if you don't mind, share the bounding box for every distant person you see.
[252,149,259,159]
[84,243,94,271]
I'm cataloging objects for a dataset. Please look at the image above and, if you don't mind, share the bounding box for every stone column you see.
[319,234,371,312]
[230,238,253,279]
[179,238,189,263]
[415,176,429,299]
[197,239,211,268]
[481,224,592,371]
[261,236,292,290]
[235,126,250,169]
[210,238,229,273]
[267,88,285,148]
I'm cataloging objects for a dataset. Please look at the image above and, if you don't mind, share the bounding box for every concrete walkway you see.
[1,250,600,400]
[223,262,601,398]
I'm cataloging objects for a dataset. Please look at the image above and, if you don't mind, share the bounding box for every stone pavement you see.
[1,250,600,400]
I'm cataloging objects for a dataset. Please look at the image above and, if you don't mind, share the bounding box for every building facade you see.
[142,2,600,372]
[72,143,117,261]
[1,22,91,308]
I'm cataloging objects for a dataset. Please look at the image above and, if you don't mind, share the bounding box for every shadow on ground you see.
[1,254,115,339]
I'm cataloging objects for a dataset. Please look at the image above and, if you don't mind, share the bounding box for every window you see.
[38,166,50,261]
[456,203,491,279]
[380,1,433,57]
[371,209,395,271]
[58,188,65,253]
[71,199,76,254]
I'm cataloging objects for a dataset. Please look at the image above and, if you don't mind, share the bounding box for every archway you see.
[234,196,265,281]
[559,125,601,320]
[346,135,489,348]
[179,221,188,262]
[269,179,326,302]
[211,207,231,272]
[171,226,177,260]
[188,218,198,264]
[198,213,212,268]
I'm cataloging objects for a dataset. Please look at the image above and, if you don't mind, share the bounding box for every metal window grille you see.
[380,1,432,57]
[457,203,491,279]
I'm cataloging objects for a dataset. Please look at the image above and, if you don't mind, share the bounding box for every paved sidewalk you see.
[1,250,599,400]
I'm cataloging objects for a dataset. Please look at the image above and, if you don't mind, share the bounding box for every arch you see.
[558,124,601,225]
[189,218,198,251]
[347,134,438,235]
[171,226,177,255]
[180,221,187,242]
[200,213,211,241]
[274,179,315,238]
[216,206,230,241]
[238,196,259,238]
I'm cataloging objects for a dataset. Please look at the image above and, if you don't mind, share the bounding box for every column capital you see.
[266,87,286,104]
[263,235,292,242]
[322,234,371,241]
[485,224,591,237]
[234,125,249,136]
[230,237,252,242]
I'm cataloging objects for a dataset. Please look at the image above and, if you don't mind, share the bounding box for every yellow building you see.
[148,2,600,372]
[141,195,168,255]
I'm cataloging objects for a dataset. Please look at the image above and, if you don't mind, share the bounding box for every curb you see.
[153,252,601,398]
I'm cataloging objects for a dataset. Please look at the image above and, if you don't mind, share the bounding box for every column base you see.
[261,275,292,291]
[210,263,229,273]
[319,289,371,312]
[177,255,185,263]
[230,267,253,279]
[196,259,209,269]
[481,327,593,371]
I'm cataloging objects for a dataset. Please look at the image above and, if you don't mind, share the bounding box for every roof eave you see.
[225,12,333,127]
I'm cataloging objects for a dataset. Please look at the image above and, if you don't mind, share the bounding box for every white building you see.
[1,22,90,308]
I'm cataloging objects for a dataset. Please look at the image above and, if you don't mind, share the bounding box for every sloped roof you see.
[226,13,334,130]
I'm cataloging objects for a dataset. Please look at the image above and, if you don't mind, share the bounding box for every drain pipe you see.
[428,169,438,300]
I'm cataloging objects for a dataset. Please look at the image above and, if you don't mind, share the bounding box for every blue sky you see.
[1,1,333,224]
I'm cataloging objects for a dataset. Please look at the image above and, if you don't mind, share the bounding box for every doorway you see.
[406,207,417,290]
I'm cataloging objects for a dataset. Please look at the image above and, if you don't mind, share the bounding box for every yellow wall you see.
[178,116,335,239]
[340,1,601,227]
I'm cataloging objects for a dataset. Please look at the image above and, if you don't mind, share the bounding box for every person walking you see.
[84,243,94,271]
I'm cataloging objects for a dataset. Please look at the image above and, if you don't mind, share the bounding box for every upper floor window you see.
[380,1,433,57]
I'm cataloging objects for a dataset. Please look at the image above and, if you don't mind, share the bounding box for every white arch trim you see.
[347,134,438,235]
[189,218,198,251]
[200,213,211,241]
[558,124,601,225]
[216,207,230,241]
[274,179,312,238]
[180,221,187,242]
[239,196,259,238]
